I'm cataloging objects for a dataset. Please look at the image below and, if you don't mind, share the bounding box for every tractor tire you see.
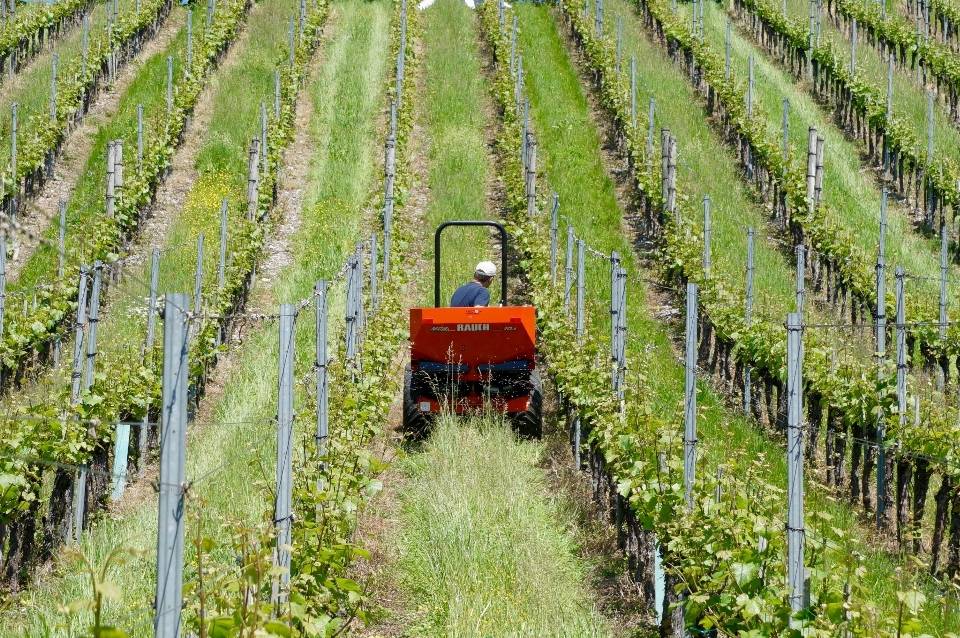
[402,365,430,439]
[513,369,543,439]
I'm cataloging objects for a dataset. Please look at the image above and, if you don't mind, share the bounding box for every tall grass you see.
[421,0,500,306]
[2,0,391,634]
[394,414,611,638]
[517,3,952,629]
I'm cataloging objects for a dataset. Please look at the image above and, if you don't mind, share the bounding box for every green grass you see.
[681,0,959,303]
[15,8,188,289]
[421,0,500,307]
[517,3,954,630]
[1,0,391,634]
[0,0,130,164]
[392,414,611,637]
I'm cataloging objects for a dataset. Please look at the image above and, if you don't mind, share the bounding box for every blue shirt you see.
[450,282,490,307]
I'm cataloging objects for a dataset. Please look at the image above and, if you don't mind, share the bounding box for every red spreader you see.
[402,222,541,438]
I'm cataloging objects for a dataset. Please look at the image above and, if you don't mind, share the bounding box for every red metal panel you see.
[409,306,536,376]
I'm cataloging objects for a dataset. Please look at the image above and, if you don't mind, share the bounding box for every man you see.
[451,261,497,307]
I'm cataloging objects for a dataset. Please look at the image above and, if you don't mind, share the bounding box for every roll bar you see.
[434,221,508,308]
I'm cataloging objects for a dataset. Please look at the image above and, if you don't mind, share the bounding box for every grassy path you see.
[391,416,611,637]
[420,0,499,306]
[358,1,614,635]
[1,0,392,633]
[517,3,952,629]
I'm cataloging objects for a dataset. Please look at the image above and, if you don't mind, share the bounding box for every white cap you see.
[475,261,497,277]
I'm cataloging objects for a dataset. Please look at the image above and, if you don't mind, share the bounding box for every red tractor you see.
[403,221,542,438]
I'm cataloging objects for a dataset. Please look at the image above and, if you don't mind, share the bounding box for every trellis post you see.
[140,249,160,477]
[684,282,698,508]
[316,280,328,474]
[550,193,559,285]
[273,303,296,605]
[154,293,190,638]
[874,189,888,525]
[786,312,805,617]
[576,239,585,342]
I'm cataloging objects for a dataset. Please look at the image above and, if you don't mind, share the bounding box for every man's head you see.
[473,261,497,288]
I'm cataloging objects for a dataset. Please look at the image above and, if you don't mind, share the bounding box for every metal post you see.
[370,232,378,313]
[782,99,790,173]
[193,234,204,315]
[115,141,123,206]
[384,133,395,282]
[247,138,260,221]
[345,254,359,361]
[564,226,574,314]
[218,200,228,290]
[84,261,102,391]
[808,0,815,79]
[703,195,711,279]
[57,200,65,278]
[745,228,754,415]
[796,245,805,315]
[137,104,144,168]
[261,102,268,176]
[726,21,731,80]
[617,17,622,73]
[526,133,537,217]
[186,11,192,73]
[10,103,16,202]
[50,54,57,123]
[68,266,89,544]
[550,193,559,285]
[684,282,698,508]
[610,251,621,391]
[167,56,173,114]
[576,239,585,341]
[615,267,626,402]
[873,190,888,525]
[274,304,295,604]
[140,249,160,477]
[894,266,907,526]
[289,15,295,67]
[105,141,115,219]
[275,69,281,119]
[940,224,948,351]
[510,15,517,76]
[0,235,5,389]
[851,18,857,75]
[315,280,328,462]
[522,99,528,165]
[647,98,655,170]
[154,293,190,638]
[806,127,817,211]
[630,57,636,129]
[82,14,88,76]
[786,312,804,617]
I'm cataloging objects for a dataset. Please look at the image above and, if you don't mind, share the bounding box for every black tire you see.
[512,368,543,439]
[402,365,431,439]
